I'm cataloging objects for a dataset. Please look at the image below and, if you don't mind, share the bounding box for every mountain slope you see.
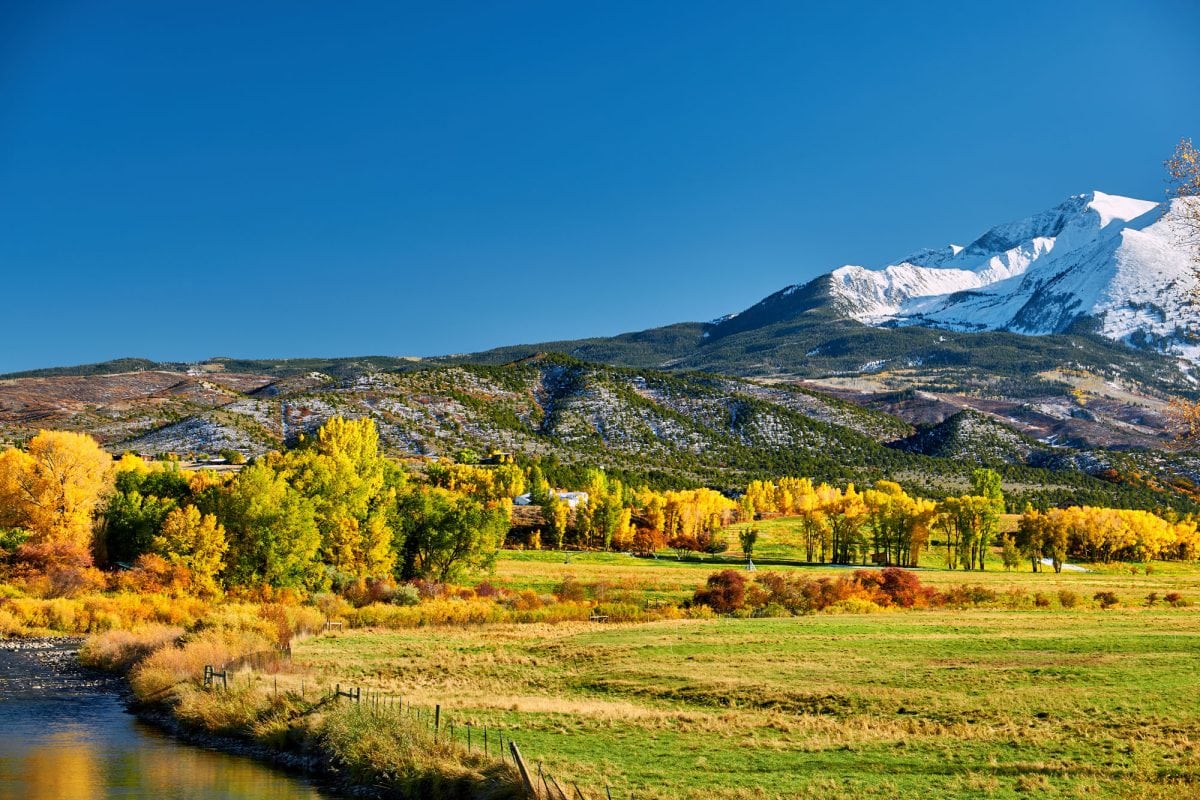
[893,410,1045,466]
[3,356,1193,512]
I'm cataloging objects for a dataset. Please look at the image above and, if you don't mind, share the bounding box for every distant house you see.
[557,491,589,508]
[513,490,590,508]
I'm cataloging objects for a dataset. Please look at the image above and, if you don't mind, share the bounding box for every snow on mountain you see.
[811,191,1200,359]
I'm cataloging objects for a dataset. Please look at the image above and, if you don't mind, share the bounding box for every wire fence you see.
[204,663,637,800]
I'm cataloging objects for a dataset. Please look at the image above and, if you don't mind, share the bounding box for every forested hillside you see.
[2,354,1196,513]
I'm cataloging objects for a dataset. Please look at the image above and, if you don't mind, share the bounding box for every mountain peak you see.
[712,190,1197,361]
[1081,190,1158,228]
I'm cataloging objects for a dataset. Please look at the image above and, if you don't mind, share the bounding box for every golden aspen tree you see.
[1165,137,1200,271]
[796,482,832,562]
[282,416,399,578]
[828,484,867,564]
[1163,139,1200,442]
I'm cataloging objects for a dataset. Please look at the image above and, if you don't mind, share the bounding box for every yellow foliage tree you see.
[153,505,228,596]
[282,416,398,578]
[0,430,112,551]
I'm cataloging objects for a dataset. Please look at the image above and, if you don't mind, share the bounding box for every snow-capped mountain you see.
[715,192,1200,360]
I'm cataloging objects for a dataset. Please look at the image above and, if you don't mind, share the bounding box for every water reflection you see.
[0,643,332,800]
[8,729,102,800]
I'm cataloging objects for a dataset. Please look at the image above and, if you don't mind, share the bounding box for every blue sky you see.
[2,1,1198,372]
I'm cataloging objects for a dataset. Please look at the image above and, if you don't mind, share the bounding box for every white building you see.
[513,490,589,509]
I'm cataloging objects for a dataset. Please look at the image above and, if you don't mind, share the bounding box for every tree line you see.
[0,421,508,596]
[2,422,1197,600]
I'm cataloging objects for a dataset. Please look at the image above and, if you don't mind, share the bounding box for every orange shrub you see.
[851,569,937,608]
[0,592,206,634]
[115,554,196,597]
[506,589,542,611]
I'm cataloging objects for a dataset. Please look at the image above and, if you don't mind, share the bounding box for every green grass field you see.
[285,541,1200,800]
[293,610,1200,799]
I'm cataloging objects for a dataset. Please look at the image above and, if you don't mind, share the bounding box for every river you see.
[0,639,338,800]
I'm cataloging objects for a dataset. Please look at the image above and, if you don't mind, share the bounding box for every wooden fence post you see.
[509,740,537,799]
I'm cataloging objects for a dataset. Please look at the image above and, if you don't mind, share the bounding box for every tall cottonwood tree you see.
[0,430,112,554]
[394,486,508,582]
[1166,137,1200,270]
[101,455,193,564]
[1164,139,1200,446]
[969,468,1004,570]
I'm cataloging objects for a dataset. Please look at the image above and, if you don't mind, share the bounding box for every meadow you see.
[292,610,1199,799]
[274,541,1200,800]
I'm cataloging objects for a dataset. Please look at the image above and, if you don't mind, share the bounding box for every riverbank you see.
[81,622,528,800]
[0,635,334,799]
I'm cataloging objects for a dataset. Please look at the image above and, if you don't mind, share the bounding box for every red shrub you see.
[632,527,665,554]
[367,577,398,604]
[10,542,106,598]
[473,581,502,599]
[852,567,934,608]
[694,570,747,614]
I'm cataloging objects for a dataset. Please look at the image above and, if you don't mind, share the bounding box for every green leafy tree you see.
[102,490,177,565]
[1016,504,1048,572]
[970,469,1004,570]
[592,479,626,550]
[1044,512,1070,574]
[570,498,594,548]
[738,526,759,559]
[492,463,526,500]
[1000,534,1021,571]
[280,416,398,578]
[394,487,508,582]
[542,493,569,549]
[1015,505,1069,573]
[214,462,324,590]
[527,464,551,506]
